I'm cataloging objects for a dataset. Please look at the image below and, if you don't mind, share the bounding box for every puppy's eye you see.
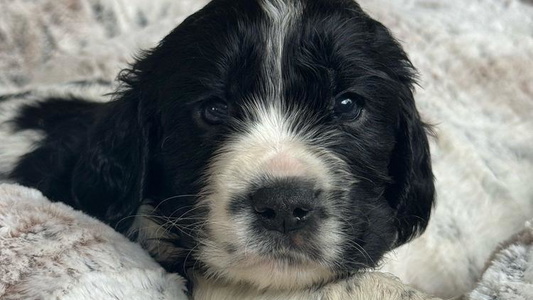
[333,93,365,121]
[201,98,230,125]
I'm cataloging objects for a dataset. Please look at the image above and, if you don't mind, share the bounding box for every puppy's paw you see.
[320,272,441,300]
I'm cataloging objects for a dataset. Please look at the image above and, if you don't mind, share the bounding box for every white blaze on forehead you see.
[260,0,302,101]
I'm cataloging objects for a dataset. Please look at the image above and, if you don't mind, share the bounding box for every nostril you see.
[292,207,311,220]
[254,206,276,220]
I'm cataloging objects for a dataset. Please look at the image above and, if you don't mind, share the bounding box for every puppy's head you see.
[72,0,434,290]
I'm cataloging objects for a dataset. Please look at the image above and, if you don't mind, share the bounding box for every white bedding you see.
[0,184,188,300]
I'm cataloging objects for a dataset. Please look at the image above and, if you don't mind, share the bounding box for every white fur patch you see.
[259,0,302,100]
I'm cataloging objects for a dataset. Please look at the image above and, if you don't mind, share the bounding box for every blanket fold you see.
[0,183,188,300]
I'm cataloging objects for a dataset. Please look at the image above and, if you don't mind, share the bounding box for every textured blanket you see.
[465,222,533,300]
[0,184,188,300]
[1,0,532,299]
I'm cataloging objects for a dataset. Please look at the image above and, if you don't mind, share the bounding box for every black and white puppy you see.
[2,0,434,297]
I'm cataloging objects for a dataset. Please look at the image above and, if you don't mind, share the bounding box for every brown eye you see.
[333,93,365,121]
[201,98,229,125]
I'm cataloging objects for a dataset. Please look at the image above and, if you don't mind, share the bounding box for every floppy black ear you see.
[386,88,435,246]
[71,92,151,231]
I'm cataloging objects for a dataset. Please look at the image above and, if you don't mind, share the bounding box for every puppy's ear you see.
[71,92,151,231]
[386,87,435,246]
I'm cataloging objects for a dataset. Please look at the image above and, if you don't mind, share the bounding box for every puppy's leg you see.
[319,272,442,300]
[193,272,441,300]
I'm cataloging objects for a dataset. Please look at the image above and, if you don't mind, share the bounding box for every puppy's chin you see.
[198,247,336,290]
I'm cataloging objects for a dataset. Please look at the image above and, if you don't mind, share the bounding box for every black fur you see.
[8,0,434,288]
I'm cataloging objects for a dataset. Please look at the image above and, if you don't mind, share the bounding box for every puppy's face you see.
[72,0,434,291]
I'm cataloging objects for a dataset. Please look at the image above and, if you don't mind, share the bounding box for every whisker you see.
[152,194,198,211]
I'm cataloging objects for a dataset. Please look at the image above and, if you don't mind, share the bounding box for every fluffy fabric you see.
[0,183,188,300]
[0,0,532,299]
[462,220,533,300]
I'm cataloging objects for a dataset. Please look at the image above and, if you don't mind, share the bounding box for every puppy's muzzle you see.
[250,179,321,234]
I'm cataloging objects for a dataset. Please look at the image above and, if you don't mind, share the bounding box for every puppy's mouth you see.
[270,230,308,249]
[249,220,324,257]
[247,231,320,262]
[203,236,338,290]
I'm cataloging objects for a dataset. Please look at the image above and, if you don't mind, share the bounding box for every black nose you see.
[250,180,321,233]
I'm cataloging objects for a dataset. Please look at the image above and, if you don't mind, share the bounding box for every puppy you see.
[1,0,435,297]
